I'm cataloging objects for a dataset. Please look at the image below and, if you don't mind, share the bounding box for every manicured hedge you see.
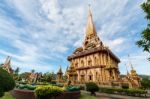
[99,87,147,96]
[35,85,64,99]
[16,84,36,90]
[66,86,80,92]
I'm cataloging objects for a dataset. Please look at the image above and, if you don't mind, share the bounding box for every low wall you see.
[11,89,80,99]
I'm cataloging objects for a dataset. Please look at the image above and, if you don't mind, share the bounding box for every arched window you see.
[81,60,84,67]
[88,60,92,66]
[94,57,97,65]
[75,63,78,67]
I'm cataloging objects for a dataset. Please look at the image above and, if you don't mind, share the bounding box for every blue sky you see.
[0,0,149,75]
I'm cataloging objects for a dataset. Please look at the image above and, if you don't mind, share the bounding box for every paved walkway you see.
[81,91,150,99]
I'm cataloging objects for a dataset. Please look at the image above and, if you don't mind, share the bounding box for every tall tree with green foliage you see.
[0,68,15,97]
[136,0,150,60]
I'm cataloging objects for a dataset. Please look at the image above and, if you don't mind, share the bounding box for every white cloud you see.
[0,0,149,74]
[120,52,150,75]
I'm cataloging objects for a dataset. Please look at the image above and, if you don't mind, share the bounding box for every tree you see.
[13,67,20,81]
[136,0,150,60]
[14,67,20,74]
[42,72,53,82]
[31,69,35,73]
[0,68,15,97]
[141,77,150,89]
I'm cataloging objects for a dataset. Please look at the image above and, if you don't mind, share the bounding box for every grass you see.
[79,92,98,99]
[0,92,15,99]
[0,92,97,99]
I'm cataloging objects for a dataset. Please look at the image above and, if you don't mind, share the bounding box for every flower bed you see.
[11,89,80,99]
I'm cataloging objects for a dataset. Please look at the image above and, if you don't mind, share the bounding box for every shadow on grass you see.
[78,92,98,99]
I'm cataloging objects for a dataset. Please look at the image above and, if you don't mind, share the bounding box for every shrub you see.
[121,83,129,89]
[17,84,36,90]
[99,87,147,96]
[66,86,80,92]
[51,81,56,84]
[86,82,99,96]
[141,78,150,89]
[26,85,36,90]
[79,85,85,90]
[35,85,64,99]
[0,68,15,97]
[55,83,64,87]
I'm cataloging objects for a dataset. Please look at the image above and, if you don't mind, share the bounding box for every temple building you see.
[67,7,121,86]
[1,56,14,74]
[122,63,141,88]
[56,66,63,83]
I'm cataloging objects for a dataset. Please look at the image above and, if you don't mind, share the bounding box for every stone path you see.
[81,91,150,99]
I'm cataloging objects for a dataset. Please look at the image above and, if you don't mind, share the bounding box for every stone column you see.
[77,71,80,82]
[85,70,88,82]
[103,69,106,82]
[93,70,96,82]
[113,69,116,80]
[100,53,102,65]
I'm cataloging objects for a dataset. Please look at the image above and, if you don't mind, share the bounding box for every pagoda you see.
[67,7,120,86]
[2,56,14,74]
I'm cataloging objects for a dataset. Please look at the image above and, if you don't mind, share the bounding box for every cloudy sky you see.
[0,0,149,75]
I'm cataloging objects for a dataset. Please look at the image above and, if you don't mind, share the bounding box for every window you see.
[89,75,92,80]
[75,63,78,67]
[94,57,97,65]
[88,60,92,66]
[81,60,84,67]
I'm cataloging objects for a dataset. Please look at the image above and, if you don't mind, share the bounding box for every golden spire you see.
[57,66,62,74]
[4,56,11,67]
[125,63,129,75]
[85,5,97,38]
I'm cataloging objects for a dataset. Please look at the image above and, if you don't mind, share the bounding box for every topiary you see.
[86,82,99,96]
[66,85,80,92]
[35,85,64,99]
[0,68,15,97]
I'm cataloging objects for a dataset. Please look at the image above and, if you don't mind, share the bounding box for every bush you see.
[86,82,99,96]
[51,81,56,84]
[99,87,147,96]
[35,85,64,99]
[66,86,80,92]
[0,68,15,97]
[121,84,129,89]
[141,78,150,89]
[26,85,36,90]
[79,85,85,90]
[17,84,36,90]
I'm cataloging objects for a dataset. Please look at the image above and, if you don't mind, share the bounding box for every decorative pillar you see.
[93,70,96,82]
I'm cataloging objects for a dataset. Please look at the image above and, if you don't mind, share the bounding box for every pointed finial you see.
[88,4,92,15]
[128,54,134,70]
[58,65,62,74]
[125,63,129,74]
[85,4,96,37]
[7,56,11,65]
[5,56,10,64]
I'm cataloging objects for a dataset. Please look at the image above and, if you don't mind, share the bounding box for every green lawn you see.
[79,92,97,99]
[0,92,15,99]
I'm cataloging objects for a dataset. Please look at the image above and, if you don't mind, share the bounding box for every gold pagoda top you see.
[57,66,63,74]
[85,6,97,38]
